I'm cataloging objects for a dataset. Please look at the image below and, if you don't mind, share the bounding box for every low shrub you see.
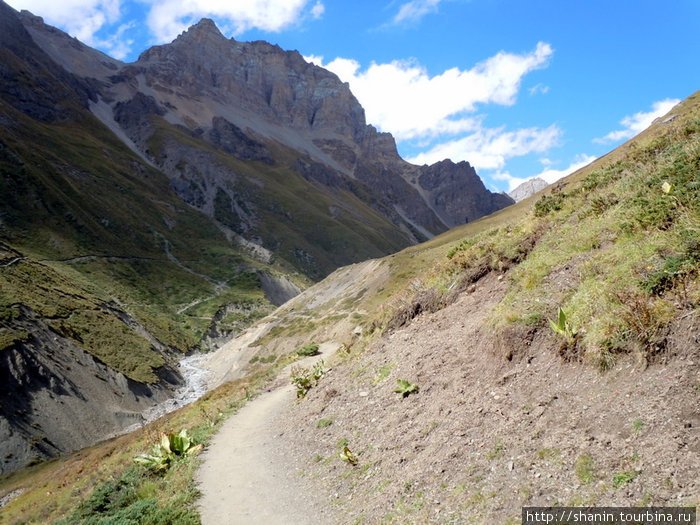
[394,379,419,398]
[297,342,320,357]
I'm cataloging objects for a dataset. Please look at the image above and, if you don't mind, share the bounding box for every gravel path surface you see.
[196,358,341,524]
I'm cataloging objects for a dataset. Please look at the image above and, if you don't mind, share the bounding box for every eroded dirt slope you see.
[271,272,698,523]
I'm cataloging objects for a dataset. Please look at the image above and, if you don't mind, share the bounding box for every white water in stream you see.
[120,354,212,435]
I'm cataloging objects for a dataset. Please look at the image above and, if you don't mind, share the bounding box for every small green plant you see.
[613,470,637,487]
[641,254,693,295]
[290,360,326,398]
[534,193,565,217]
[486,442,506,460]
[632,419,645,433]
[548,307,577,341]
[394,379,419,398]
[297,342,320,357]
[317,418,333,428]
[537,448,561,462]
[339,446,358,465]
[575,454,596,484]
[373,363,395,383]
[133,429,202,471]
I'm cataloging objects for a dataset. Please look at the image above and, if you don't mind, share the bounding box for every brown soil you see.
[196,383,343,524]
[271,272,699,523]
[195,349,344,525]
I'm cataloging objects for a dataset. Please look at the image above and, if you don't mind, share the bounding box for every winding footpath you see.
[196,382,338,524]
[196,346,343,525]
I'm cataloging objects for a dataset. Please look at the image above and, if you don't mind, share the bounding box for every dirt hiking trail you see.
[196,354,341,525]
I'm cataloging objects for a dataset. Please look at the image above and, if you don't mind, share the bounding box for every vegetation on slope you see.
[262,92,698,523]
[1,72,696,525]
[201,92,698,382]
[365,91,699,368]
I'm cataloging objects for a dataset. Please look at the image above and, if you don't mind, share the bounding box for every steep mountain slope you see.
[20,12,513,263]
[0,0,284,473]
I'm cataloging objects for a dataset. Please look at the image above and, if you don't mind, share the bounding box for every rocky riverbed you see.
[120,354,213,435]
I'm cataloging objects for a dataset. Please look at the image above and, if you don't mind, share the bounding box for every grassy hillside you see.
[253,91,698,522]
[200,91,698,375]
[0,98,282,380]
[371,90,698,366]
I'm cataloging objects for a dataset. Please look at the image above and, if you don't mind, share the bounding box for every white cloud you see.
[532,154,596,184]
[489,154,596,192]
[594,98,680,144]
[392,0,442,25]
[143,0,317,43]
[9,0,323,53]
[528,83,549,96]
[314,42,553,141]
[310,44,559,178]
[92,20,135,59]
[311,1,325,19]
[7,0,122,45]
[407,124,562,169]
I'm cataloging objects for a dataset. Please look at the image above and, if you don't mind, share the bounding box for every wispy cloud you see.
[144,0,321,42]
[308,42,553,141]
[528,83,549,96]
[92,20,135,59]
[391,0,442,25]
[408,125,562,170]
[594,98,680,144]
[10,0,324,46]
[8,0,122,45]
[311,1,325,19]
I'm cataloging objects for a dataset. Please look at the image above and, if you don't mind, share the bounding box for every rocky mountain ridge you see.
[20,13,513,248]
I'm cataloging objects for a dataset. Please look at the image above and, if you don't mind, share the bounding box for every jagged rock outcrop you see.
[508,177,549,202]
[417,160,515,225]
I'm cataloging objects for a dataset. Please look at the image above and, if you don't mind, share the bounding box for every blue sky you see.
[7,0,699,192]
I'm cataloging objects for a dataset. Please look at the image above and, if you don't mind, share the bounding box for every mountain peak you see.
[508,176,548,202]
[190,18,220,33]
[137,17,227,62]
[175,17,226,45]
